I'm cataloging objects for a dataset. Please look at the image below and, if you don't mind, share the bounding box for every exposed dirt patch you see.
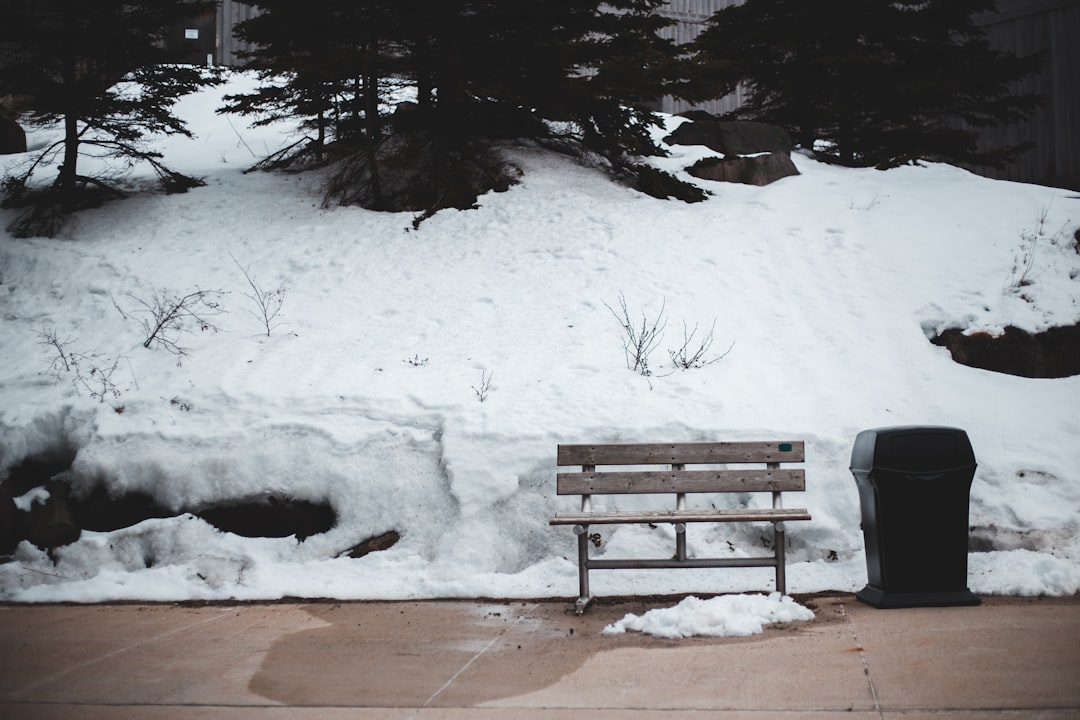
[3,449,342,551]
[930,323,1080,378]
[196,497,336,541]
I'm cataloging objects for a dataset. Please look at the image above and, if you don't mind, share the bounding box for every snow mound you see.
[602,593,816,638]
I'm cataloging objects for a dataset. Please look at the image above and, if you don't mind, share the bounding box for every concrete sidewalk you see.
[1,594,1078,719]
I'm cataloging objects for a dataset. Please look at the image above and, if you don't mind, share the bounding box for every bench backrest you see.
[556,441,805,496]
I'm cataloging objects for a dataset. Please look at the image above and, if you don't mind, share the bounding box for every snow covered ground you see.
[1,73,1078,631]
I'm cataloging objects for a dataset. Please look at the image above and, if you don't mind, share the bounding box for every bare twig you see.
[472,370,494,402]
[36,327,133,403]
[127,287,226,360]
[108,290,130,321]
[37,326,75,374]
[225,115,258,158]
[74,355,124,403]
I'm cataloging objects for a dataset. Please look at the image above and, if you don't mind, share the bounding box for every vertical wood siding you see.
[215,0,260,67]
[968,0,1080,190]
[656,0,745,116]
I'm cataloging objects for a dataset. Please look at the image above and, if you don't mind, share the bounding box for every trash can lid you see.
[850,426,975,473]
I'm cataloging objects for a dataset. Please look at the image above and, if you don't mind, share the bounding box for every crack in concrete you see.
[839,599,883,720]
[416,602,540,713]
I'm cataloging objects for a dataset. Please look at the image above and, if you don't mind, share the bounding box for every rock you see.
[0,117,27,155]
[665,118,793,156]
[688,154,799,186]
[344,530,401,559]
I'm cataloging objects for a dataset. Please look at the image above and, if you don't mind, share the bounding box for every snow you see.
[1,72,1078,634]
[602,593,816,638]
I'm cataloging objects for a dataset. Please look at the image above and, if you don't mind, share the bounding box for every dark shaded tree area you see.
[0,0,1043,237]
[222,0,703,217]
[0,0,221,237]
[687,0,1041,168]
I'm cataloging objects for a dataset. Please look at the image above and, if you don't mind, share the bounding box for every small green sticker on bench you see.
[779,443,793,451]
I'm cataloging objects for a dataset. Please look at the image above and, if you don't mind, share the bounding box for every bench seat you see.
[551,507,812,526]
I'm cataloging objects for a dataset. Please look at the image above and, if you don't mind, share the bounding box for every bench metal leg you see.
[774,521,787,596]
[574,524,592,614]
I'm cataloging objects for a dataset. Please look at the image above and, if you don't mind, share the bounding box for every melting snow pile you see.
[603,593,816,638]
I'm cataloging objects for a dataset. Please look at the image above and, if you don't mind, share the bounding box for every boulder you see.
[0,117,26,155]
[664,117,792,156]
[688,154,799,187]
[343,530,401,559]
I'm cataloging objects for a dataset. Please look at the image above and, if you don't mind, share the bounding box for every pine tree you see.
[221,1,388,159]
[0,0,221,236]
[439,0,680,160]
[690,0,1041,168]
[219,1,695,216]
[581,0,683,158]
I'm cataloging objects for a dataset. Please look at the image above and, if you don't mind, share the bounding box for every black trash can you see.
[850,426,980,608]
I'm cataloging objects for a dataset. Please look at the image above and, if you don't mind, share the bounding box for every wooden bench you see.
[550,441,811,613]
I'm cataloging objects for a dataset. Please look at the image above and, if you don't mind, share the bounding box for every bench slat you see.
[557,441,804,466]
[557,468,805,495]
[549,507,812,525]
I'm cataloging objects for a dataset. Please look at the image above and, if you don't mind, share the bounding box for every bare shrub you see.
[37,327,135,403]
[668,320,734,370]
[472,370,494,402]
[604,292,667,377]
[1008,203,1073,292]
[231,254,287,336]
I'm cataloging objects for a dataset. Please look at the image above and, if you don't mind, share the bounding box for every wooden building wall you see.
[655,0,744,116]
[214,0,261,67]
[656,0,1079,190]
[970,0,1080,190]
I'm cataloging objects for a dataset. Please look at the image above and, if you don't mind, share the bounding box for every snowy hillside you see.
[1,72,1078,603]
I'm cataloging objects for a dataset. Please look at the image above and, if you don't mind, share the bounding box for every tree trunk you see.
[60,111,79,208]
[363,35,384,209]
[435,2,466,151]
[58,12,79,209]
[415,34,433,112]
[315,108,325,163]
[838,110,854,166]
